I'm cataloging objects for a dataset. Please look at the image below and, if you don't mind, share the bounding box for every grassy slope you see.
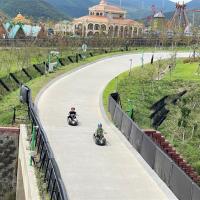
[45,0,175,19]
[0,46,193,79]
[164,62,200,81]
[104,59,200,174]
[0,0,67,20]
[0,49,147,126]
[0,47,80,78]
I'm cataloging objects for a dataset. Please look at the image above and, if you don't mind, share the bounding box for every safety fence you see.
[108,92,200,200]
[0,37,198,48]
[0,47,129,100]
[20,85,68,200]
[0,105,28,125]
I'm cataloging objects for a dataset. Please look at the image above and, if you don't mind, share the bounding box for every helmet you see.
[98,123,102,128]
[71,107,75,111]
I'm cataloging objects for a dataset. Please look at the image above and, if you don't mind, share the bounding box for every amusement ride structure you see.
[168,3,189,32]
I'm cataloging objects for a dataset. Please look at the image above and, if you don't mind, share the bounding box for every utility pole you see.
[120,0,122,7]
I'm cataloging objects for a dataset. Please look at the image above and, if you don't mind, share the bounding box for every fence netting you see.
[108,92,200,200]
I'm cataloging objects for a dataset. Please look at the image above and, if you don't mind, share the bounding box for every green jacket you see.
[96,127,104,137]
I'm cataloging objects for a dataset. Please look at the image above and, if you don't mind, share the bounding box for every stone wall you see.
[0,127,19,200]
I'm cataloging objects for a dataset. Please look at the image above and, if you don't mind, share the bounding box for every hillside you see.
[188,0,200,8]
[45,0,200,19]
[0,0,68,20]
[44,0,175,19]
[0,0,199,21]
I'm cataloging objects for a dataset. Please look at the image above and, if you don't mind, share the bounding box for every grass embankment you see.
[104,59,200,174]
[0,47,85,78]
[0,49,147,126]
[0,45,192,78]
[0,47,155,126]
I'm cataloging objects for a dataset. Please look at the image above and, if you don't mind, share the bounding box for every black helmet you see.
[98,123,102,128]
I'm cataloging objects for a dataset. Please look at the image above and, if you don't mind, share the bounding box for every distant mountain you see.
[44,0,175,19]
[44,0,200,20]
[0,0,68,21]
[1,0,199,22]
[188,0,200,8]
[44,0,96,18]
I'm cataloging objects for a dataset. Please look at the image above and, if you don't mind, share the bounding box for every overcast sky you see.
[169,0,192,3]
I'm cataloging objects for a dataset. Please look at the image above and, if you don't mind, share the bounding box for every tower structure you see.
[152,11,165,33]
[168,3,189,33]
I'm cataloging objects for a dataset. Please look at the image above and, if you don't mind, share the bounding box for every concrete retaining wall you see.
[0,127,19,200]
[16,124,40,200]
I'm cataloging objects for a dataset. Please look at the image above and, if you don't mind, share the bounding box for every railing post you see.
[44,159,50,181]
[21,86,67,199]
[40,150,47,170]
[30,126,37,166]
[12,106,16,125]
[47,168,53,192]
[50,180,56,200]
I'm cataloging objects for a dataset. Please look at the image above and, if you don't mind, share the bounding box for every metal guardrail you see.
[108,92,200,200]
[20,86,68,200]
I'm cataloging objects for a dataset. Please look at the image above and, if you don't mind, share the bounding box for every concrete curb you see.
[16,124,40,200]
[35,51,157,106]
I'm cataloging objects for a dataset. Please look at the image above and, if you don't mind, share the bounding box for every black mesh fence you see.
[192,182,200,200]
[108,92,200,200]
[169,164,193,200]
[1,48,130,98]
[140,134,157,168]
[120,113,132,140]
[113,104,123,129]
[20,86,68,200]
[154,147,173,186]
[128,124,144,153]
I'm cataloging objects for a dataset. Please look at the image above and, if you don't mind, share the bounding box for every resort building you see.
[2,13,47,39]
[73,0,144,37]
[0,22,7,38]
[54,20,73,36]
[13,13,31,24]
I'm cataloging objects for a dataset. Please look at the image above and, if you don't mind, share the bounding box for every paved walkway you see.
[37,52,189,200]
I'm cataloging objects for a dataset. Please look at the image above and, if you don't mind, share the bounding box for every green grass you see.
[103,59,200,174]
[0,49,145,126]
[164,61,200,81]
[0,48,48,77]
[103,58,172,112]
[0,45,193,78]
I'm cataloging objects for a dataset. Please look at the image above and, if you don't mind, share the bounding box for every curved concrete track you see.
[37,52,189,200]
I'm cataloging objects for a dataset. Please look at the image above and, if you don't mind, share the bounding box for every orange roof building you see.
[13,13,31,24]
[73,0,144,37]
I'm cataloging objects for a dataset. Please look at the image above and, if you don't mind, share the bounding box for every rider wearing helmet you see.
[68,107,76,120]
[95,123,104,138]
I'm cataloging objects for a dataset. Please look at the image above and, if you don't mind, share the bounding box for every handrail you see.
[20,85,68,200]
